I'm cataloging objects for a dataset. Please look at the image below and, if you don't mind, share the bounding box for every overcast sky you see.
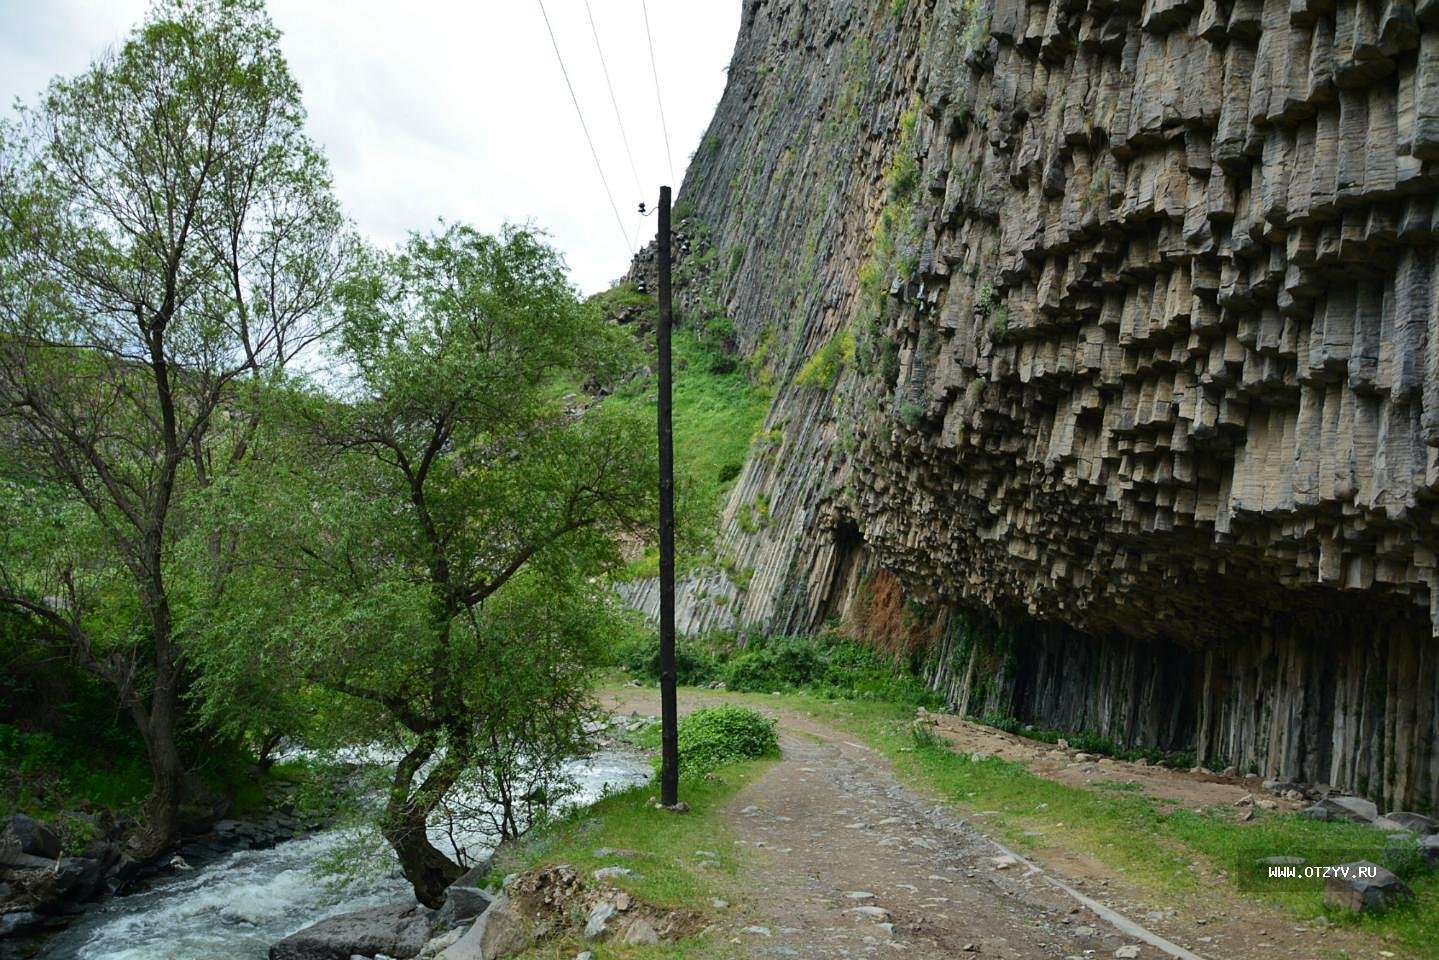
[0,0,742,295]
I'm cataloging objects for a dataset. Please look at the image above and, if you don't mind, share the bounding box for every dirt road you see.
[602,688,1385,960]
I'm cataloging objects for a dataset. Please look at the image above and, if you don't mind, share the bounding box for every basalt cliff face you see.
[632,0,1439,811]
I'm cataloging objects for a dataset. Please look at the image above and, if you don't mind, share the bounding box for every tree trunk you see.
[384,737,464,907]
[383,813,464,908]
[130,688,185,860]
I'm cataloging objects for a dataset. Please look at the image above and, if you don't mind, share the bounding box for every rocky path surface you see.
[722,727,1170,960]
[604,688,1388,960]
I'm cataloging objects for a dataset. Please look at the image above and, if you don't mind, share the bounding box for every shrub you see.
[673,706,778,779]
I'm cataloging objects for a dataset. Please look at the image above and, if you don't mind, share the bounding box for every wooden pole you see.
[657,185,679,808]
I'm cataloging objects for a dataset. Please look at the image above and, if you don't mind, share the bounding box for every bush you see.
[611,628,731,687]
[673,706,778,779]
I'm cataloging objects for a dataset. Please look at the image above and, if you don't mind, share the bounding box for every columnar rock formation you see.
[644,0,1439,810]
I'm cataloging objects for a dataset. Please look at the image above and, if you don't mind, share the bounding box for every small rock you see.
[1420,835,1439,867]
[844,891,876,899]
[620,918,658,946]
[583,901,616,939]
[1056,739,1070,750]
[591,866,632,881]
[970,752,990,763]
[846,906,891,921]
[574,953,592,960]
[990,854,1021,870]
[1255,799,1279,810]
[1220,766,1237,777]
[1114,947,1141,959]
[1233,793,1254,807]
[742,925,773,936]
[1073,752,1094,762]
[711,898,730,910]
[1284,789,1305,802]
[1322,861,1413,914]
[1301,804,1331,821]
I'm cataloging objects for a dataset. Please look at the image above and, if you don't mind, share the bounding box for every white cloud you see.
[0,0,740,294]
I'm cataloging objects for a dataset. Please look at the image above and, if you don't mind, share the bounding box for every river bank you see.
[1,742,649,960]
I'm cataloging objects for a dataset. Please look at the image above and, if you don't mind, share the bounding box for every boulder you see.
[435,886,493,930]
[1301,804,1331,821]
[0,911,44,937]
[1315,796,1379,823]
[268,902,432,960]
[439,894,530,960]
[1321,862,1413,913]
[1378,811,1438,835]
[1420,835,1439,868]
[3,815,60,860]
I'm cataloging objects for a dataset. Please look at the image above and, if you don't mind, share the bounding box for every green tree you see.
[0,0,347,856]
[206,224,656,905]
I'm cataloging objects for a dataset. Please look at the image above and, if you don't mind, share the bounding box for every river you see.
[38,751,650,960]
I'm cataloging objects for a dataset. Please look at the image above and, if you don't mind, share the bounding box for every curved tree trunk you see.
[384,737,465,907]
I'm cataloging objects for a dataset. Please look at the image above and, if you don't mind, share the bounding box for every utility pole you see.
[656,185,680,808]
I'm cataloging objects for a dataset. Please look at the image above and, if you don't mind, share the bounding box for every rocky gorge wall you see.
[635,0,1439,811]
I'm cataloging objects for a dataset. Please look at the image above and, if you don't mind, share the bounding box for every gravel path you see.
[722,728,1159,960]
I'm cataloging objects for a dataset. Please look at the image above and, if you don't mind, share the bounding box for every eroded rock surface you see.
[630,0,1439,811]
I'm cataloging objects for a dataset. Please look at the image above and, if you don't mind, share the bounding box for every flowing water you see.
[40,751,650,960]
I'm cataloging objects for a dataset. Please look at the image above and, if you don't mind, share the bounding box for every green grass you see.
[609,327,770,577]
[491,758,772,959]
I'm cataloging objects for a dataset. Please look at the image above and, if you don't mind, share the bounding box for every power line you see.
[638,0,675,186]
[582,0,646,251]
[584,0,644,199]
[535,0,633,255]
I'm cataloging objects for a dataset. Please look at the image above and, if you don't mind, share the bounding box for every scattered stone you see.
[846,906,891,921]
[582,901,616,939]
[1114,947,1141,959]
[440,894,530,960]
[590,847,642,859]
[1322,862,1413,914]
[435,886,493,930]
[844,890,876,899]
[742,925,773,936]
[1283,789,1305,803]
[1418,835,1439,867]
[1233,793,1254,807]
[620,918,659,946]
[591,866,632,881]
[1255,799,1279,810]
[1073,753,1094,763]
[269,903,431,960]
[1316,796,1379,823]
[711,898,729,910]
[4,814,61,860]
[1379,812,1438,835]
[990,854,1021,870]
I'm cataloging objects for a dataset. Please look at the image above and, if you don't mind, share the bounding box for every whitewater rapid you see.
[40,752,650,960]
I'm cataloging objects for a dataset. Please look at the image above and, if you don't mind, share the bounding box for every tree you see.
[0,0,347,856]
[208,223,656,906]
